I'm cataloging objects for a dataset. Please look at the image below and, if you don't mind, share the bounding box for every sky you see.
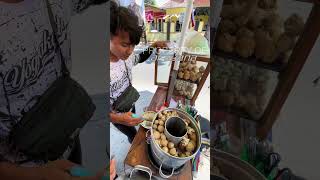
[154,0,169,6]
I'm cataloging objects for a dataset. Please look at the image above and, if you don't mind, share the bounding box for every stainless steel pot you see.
[164,116,187,145]
[212,149,267,180]
[147,108,202,179]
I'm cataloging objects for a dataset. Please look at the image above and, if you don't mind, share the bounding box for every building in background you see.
[145,4,166,32]
[159,0,209,33]
[143,0,210,42]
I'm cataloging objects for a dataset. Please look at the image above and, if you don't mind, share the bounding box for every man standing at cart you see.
[110,0,168,143]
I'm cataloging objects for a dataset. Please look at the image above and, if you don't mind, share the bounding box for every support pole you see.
[166,0,194,104]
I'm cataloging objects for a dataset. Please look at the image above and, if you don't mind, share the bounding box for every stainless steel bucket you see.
[164,116,187,145]
[147,108,202,178]
[212,149,267,180]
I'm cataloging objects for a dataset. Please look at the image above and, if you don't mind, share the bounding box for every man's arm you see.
[137,41,169,64]
[0,162,44,179]
[110,112,142,126]
[72,0,107,15]
[137,47,154,64]
[0,160,81,180]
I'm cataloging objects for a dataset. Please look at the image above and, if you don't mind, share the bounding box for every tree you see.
[194,7,209,16]
[144,0,156,6]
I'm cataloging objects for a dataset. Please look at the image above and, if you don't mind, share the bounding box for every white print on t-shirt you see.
[110,54,140,109]
[0,0,95,165]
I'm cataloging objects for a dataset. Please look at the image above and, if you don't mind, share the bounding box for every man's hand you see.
[151,41,169,50]
[110,159,116,180]
[45,159,76,171]
[39,160,87,180]
[0,159,84,180]
[38,164,73,180]
[43,160,106,180]
[111,112,143,126]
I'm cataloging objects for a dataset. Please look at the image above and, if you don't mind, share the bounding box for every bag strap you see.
[0,74,13,121]
[123,60,132,85]
[44,0,70,76]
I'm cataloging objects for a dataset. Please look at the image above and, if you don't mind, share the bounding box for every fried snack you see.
[235,37,256,58]
[217,33,237,53]
[284,13,304,37]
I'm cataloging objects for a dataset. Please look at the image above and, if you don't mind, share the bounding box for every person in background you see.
[127,0,143,26]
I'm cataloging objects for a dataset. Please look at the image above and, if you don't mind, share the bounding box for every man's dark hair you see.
[110,0,143,45]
